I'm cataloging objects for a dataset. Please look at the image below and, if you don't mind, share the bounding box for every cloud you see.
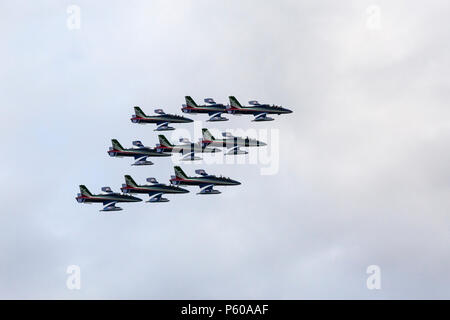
[0,0,449,299]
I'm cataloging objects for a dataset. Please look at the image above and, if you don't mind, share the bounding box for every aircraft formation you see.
[76,96,292,211]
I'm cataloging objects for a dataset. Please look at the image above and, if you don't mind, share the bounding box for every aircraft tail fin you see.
[158,135,174,148]
[79,185,93,197]
[134,106,147,117]
[185,96,198,108]
[229,96,242,108]
[111,139,124,151]
[124,175,138,187]
[202,128,215,141]
[174,166,188,179]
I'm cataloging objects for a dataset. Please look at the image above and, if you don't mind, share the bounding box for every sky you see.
[1,0,450,299]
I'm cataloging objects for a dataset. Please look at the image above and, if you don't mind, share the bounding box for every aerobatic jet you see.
[120,175,189,203]
[181,96,229,121]
[227,96,292,121]
[75,185,141,212]
[130,106,193,131]
[200,128,266,155]
[156,135,221,161]
[107,139,170,166]
[169,166,241,194]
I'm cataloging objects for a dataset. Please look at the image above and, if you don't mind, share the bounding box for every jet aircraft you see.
[169,166,241,194]
[227,96,292,121]
[156,135,221,161]
[200,128,266,155]
[75,185,141,211]
[121,175,189,203]
[108,139,170,166]
[181,96,229,121]
[131,106,193,131]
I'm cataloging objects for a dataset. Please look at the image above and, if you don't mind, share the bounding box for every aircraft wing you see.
[148,192,169,203]
[181,152,202,161]
[132,156,153,166]
[253,113,274,122]
[225,146,248,155]
[198,184,221,195]
[254,113,267,120]
[101,201,122,212]
[147,190,162,196]
[155,122,175,131]
[149,193,163,201]
[199,183,214,189]
[207,112,228,121]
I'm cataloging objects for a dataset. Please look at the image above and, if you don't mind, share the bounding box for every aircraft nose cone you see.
[231,180,241,185]
[180,187,189,193]
[185,117,194,123]
[259,141,267,146]
[133,196,142,202]
[285,108,293,114]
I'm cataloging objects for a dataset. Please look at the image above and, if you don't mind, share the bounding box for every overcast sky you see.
[1,0,450,299]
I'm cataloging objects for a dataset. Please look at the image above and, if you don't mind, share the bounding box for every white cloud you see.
[0,0,449,299]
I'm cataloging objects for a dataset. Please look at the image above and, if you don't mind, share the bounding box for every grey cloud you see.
[0,0,449,299]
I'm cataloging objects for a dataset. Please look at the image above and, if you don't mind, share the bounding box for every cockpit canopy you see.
[147,177,158,184]
[195,169,208,176]
[132,140,145,148]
